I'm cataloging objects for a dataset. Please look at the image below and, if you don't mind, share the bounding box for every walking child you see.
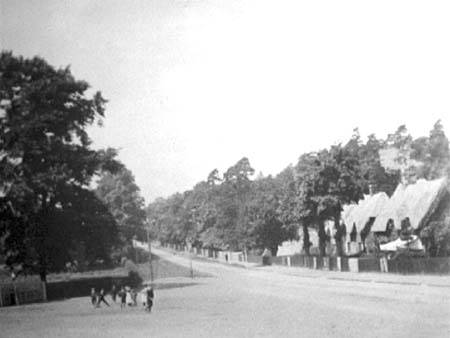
[140,288,147,308]
[90,288,97,307]
[145,286,154,313]
[119,287,127,309]
[131,288,138,306]
[125,286,133,306]
[111,284,117,302]
[96,288,110,307]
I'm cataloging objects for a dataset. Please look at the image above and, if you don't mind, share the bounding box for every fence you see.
[0,280,45,307]
[387,257,450,275]
[0,272,138,307]
[161,243,450,275]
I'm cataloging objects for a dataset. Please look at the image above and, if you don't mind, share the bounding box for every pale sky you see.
[2,0,450,203]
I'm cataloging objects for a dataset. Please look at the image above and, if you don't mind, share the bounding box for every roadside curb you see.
[156,247,450,289]
[268,267,450,288]
[428,283,450,288]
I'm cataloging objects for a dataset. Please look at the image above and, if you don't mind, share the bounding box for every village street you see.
[1,247,449,338]
[150,247,450,337]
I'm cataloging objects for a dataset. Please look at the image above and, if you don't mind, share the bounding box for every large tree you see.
[382,122,450,182]
[218,157,255,250]
[244,175,296,255]
[344,128,400,196]
[424,120,450,179]
[294,147,364,256]
[276,165,311,254]
[95,166,147,242]
[0,52,119,281]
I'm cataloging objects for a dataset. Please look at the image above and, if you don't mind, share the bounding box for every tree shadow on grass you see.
[151,281,199,290]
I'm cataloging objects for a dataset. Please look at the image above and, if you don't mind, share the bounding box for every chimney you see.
[369,184,374,196]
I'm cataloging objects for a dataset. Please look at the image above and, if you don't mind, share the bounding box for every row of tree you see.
[0,53,147,281]
[1,52,449,282]
[146,122,450,257]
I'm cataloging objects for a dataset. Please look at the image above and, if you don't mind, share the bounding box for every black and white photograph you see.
[1,1,450,337]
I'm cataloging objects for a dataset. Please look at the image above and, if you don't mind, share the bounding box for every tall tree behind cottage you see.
[0,52,120,282]
[294,146,365,257]
[345,128,400,196]
[243,174,297,255]
[424,120,450,179]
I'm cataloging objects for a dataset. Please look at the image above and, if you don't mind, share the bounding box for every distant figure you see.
[131,288,138,306]
[96,288,110,307]
[90,288,97,307]
[145,286,154,312]
[125,286,133,306]
[111,284,117,302]
[140,288,147,308]
[400,217,413,240]
[119,287,127,309]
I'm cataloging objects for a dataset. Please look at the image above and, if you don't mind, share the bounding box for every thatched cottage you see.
[371,177,450,255]
[372,177,448,233]
[341,192,389,255]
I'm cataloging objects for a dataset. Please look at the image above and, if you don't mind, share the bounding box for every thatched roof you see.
[342,204,356,222]
[342,192,389,232]
[372,177,448,232]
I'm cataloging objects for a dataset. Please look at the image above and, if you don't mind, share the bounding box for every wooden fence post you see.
[42,282,47,301]
[13,283,19,306]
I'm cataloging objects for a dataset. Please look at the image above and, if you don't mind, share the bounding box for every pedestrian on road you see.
[140,288,147,308]
[96,288,110,307]
[145,286,154,313]
[126,286,133,306]
[111,284,117,302]
[119,287,127,309]
[131,288,138,306]
[90,288,97,307]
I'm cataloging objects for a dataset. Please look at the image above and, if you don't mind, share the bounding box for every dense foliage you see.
[95,166,147,242]
[147,122,450,256]
[0,52,121,280]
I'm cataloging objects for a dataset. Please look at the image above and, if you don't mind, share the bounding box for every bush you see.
[127,271,142,288]
[47,275,132,301]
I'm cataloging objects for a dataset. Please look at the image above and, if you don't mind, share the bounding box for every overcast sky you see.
[2,0,450,203]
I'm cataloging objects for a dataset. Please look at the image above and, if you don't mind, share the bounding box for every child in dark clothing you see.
[119,287,127,309]
[96,288,110,307]
[145,287,154,313]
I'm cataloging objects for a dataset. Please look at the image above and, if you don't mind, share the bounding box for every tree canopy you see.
[146,122,450,257]
[0,52,120,280]
[95,166,147,242]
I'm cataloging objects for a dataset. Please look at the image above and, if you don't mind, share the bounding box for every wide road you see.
[1,248,449,338]
[151,247,450,338]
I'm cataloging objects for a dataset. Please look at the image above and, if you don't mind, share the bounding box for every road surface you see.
[1,248,449,338]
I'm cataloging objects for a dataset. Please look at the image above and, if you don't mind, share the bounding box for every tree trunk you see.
[36,200,50,284]
[334,214,343,257]
[302,223,311,256]
[271,246,278,257]
[318,220,327,257]
[38,248,48,301]
[38,255,47,283]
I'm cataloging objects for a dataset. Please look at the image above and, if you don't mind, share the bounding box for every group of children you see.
[91,284,154,312]
[90,288,110,307]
